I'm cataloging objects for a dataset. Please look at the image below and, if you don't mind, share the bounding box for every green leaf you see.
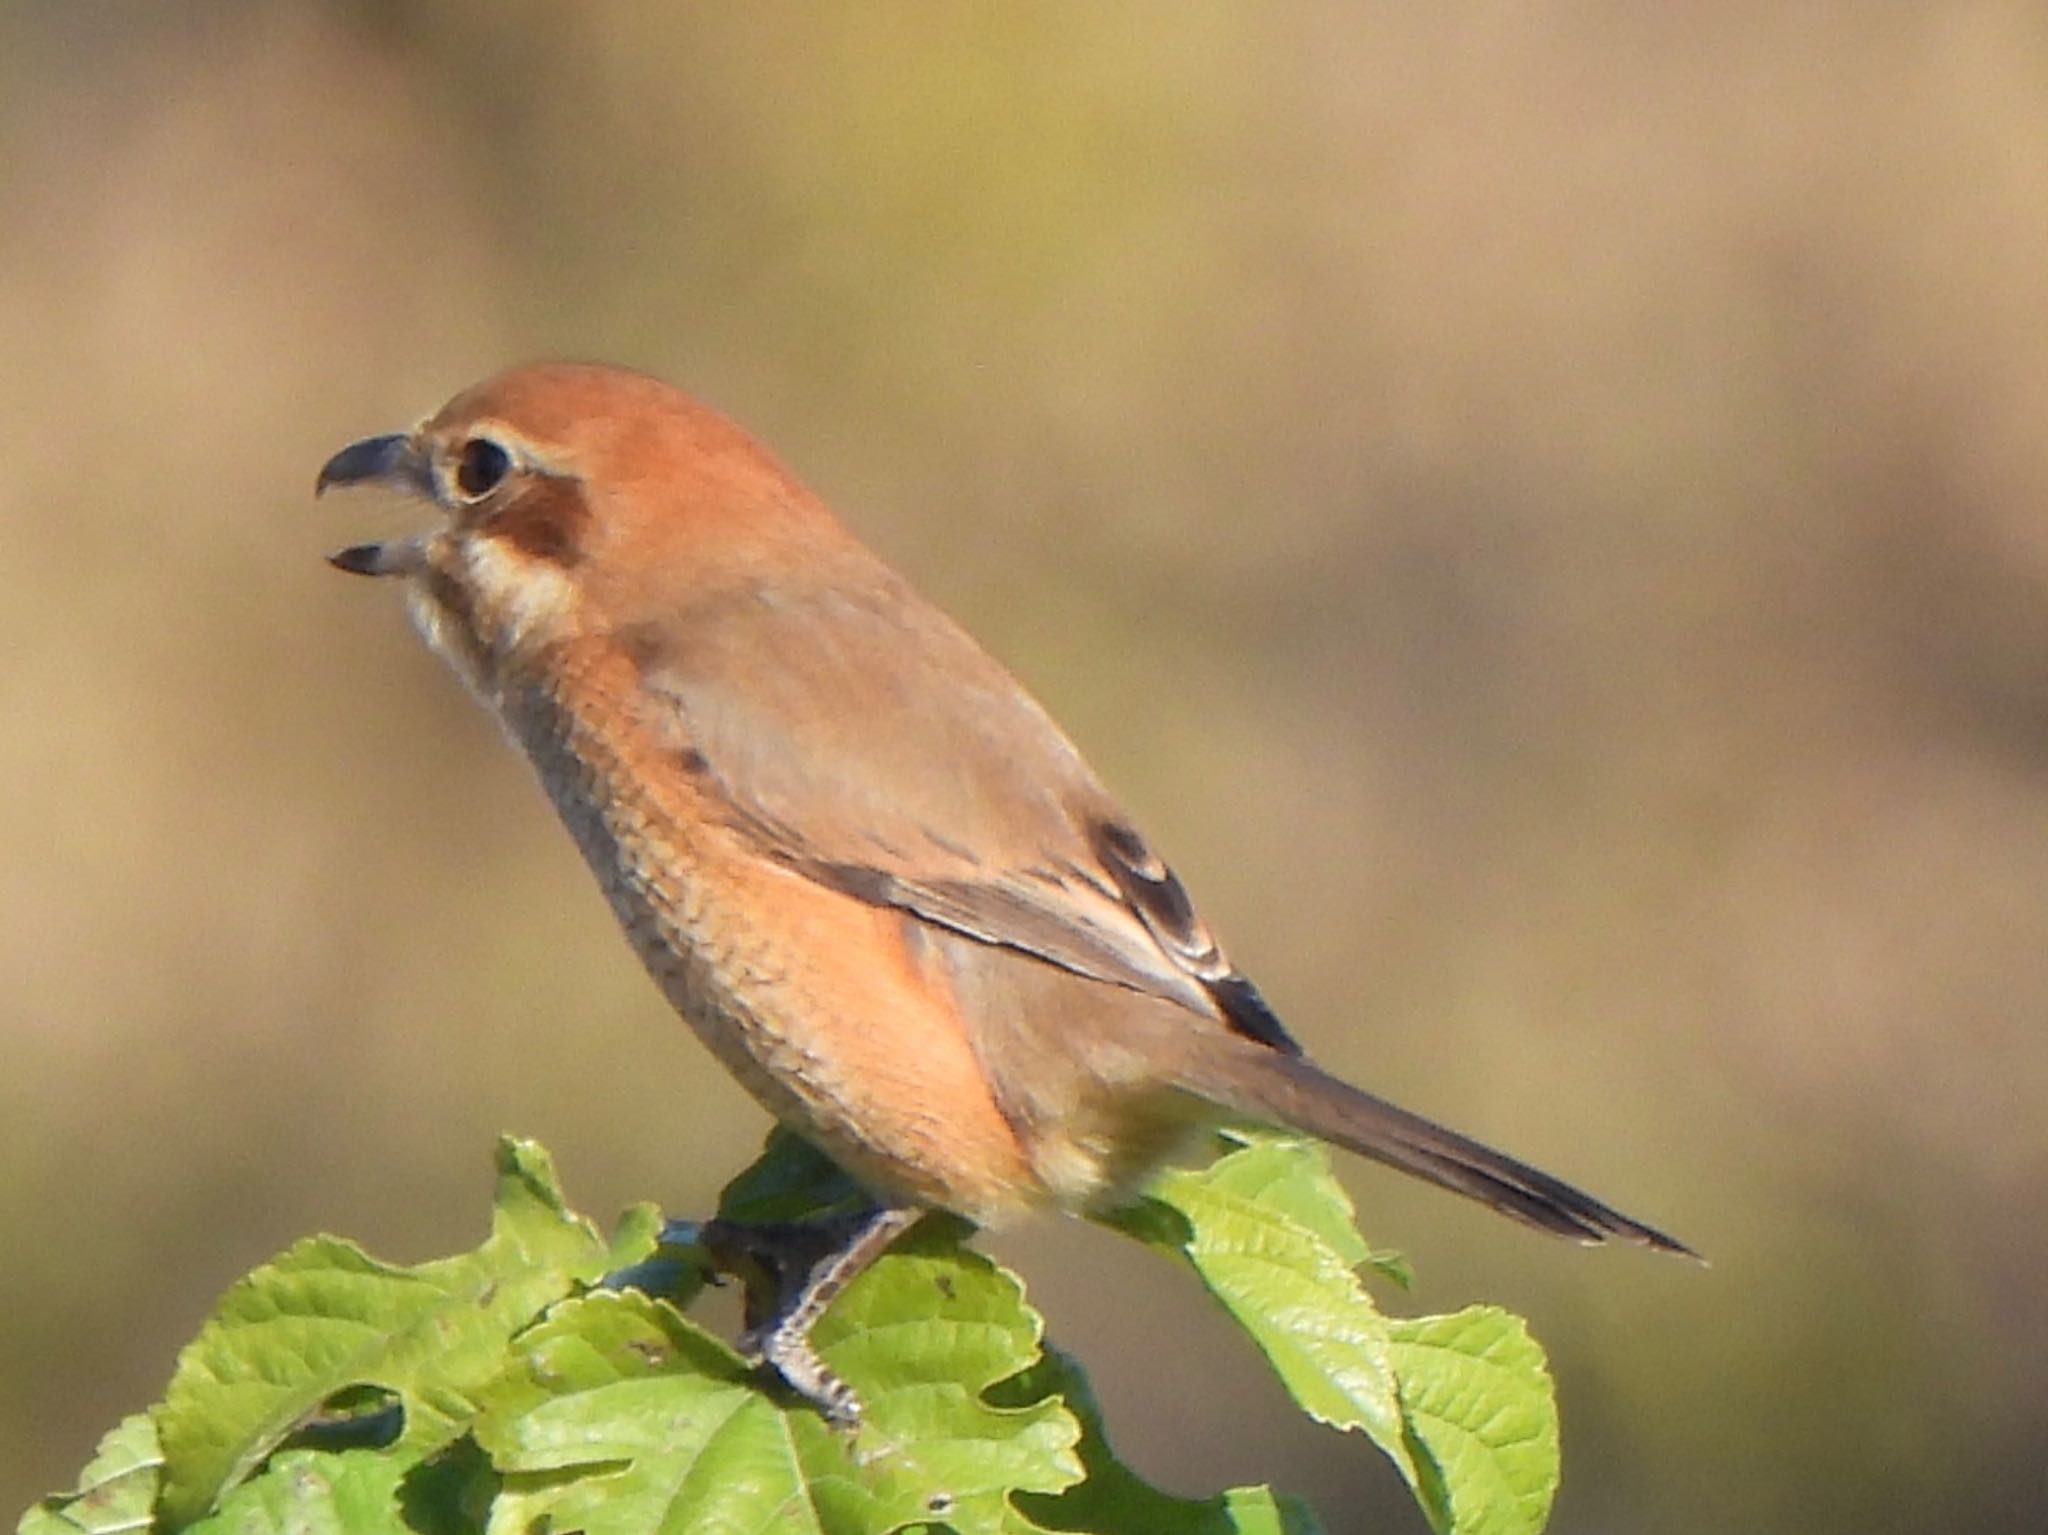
[1107,1135,1418,1493]
[474,1291,793,1535]
[38,1127,1567,1535]
[153,1138,611,1529]
[1109,1132,1562,1535]
[389,1435,499,1535]
[799,1221,1083,1533]
[1002,1347,1322,1535]
[183,1450,411,1535]
[714,1126,875,1225]
[606,1200,666,1271]
[476,1221,1083,1535]
[18,1413,162,1535]
[1386,1310,1559,1535]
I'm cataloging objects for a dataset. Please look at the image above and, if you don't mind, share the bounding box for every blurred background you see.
[4,3,2046,1531]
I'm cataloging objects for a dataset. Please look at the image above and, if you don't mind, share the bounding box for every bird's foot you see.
[699,1203,922,1426]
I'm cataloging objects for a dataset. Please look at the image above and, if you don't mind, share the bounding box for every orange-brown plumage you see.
[535,626,1040,1222]
[318,361,1689,1417]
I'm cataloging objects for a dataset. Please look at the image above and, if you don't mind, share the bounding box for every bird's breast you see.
[490,635,1047,1225]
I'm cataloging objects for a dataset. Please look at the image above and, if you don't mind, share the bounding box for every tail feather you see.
[1176,1044,1695,1257]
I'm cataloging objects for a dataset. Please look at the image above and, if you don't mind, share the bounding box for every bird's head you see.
[315,362,840,696]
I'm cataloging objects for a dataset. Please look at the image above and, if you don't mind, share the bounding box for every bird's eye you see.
[454,436,513,499]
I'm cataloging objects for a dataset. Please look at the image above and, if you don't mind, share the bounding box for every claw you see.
[696,1205,922,1423]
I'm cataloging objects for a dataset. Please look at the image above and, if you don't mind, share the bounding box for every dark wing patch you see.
[1203,971,1302,1057]
[1089,818,1303,1056]
[1090,820,1219,975]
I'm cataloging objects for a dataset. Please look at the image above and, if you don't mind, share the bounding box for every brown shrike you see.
[317,363,1688,1420]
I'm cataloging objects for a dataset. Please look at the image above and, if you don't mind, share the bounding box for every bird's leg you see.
[699,1203,922,1425]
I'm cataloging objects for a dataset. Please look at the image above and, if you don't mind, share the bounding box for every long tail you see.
[1174,1043,1696,1256]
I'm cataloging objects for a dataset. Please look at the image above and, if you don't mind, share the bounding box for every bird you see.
[316,361,1690,1421]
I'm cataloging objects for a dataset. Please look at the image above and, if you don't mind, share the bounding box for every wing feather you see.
[620,568,1286,1046]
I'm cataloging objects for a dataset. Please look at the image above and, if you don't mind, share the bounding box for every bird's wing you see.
[626,565,1300,1054]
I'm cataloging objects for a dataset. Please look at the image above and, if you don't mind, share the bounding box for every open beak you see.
[315,432,434,577]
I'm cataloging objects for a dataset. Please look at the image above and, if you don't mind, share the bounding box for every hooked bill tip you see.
[315,432,418,497]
